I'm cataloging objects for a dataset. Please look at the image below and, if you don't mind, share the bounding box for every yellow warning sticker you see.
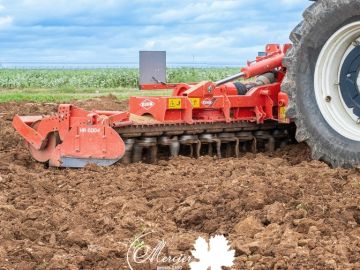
[168,98,182,109]
[189,98,201,108]
[279,107,289,123]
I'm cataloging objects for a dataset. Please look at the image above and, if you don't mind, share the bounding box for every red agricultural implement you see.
[13,44,292,167]
[12,1,360,167]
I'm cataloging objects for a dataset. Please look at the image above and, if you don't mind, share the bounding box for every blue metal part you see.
[60,157,121,168]
[339,45,360,117]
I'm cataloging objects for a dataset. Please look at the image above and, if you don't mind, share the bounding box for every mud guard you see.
[49,125,125,168]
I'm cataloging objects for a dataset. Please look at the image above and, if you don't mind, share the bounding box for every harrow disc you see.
[117,122,294,164]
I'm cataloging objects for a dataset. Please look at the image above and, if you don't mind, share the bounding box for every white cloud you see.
[0,0,312,65]
[0,15,12,28]
[151,0,247,23]
[280,0,305,6]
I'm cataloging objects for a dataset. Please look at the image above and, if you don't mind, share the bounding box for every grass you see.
[0,67,240,102]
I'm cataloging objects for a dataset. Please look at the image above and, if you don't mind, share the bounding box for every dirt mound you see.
[0,98,359,269]
[75,94,128,111]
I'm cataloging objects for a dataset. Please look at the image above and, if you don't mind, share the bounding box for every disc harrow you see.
[117,122,294,164]
[12,44,295,168]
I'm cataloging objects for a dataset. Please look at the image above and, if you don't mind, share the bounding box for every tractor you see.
[12,0,360,168]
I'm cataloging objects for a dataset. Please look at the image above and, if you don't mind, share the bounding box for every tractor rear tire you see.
[282,0,360,167]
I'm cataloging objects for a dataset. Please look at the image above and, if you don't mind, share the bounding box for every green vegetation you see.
[0,67,240,102]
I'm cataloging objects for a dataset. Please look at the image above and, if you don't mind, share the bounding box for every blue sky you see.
[0,0,311,66]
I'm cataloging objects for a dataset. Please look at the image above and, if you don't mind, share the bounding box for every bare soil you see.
[0,96,359,270]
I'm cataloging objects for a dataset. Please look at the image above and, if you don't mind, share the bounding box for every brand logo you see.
[140,99,155,110]
[201,98,215,107]
[127,233,235,270]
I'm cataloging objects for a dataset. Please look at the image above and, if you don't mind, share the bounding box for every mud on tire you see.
[282,0,360,167]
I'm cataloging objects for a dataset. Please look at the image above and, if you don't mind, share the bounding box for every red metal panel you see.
[12,115,45,150]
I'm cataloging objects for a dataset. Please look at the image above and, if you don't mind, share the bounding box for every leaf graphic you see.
[209,235,235,270]
[191,237,209,259]
[190,237,210,270]
[189,235,235,270]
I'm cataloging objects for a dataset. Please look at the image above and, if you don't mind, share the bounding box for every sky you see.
[0,0,311,67]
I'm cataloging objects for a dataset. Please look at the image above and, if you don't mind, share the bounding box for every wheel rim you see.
[315,21,360,141]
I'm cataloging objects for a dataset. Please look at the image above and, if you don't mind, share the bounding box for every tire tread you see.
[282,0,360,167]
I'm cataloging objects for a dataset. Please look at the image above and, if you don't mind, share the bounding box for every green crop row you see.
[0,68,240,89]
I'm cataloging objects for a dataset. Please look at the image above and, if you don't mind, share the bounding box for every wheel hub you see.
[340,45,360,117]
